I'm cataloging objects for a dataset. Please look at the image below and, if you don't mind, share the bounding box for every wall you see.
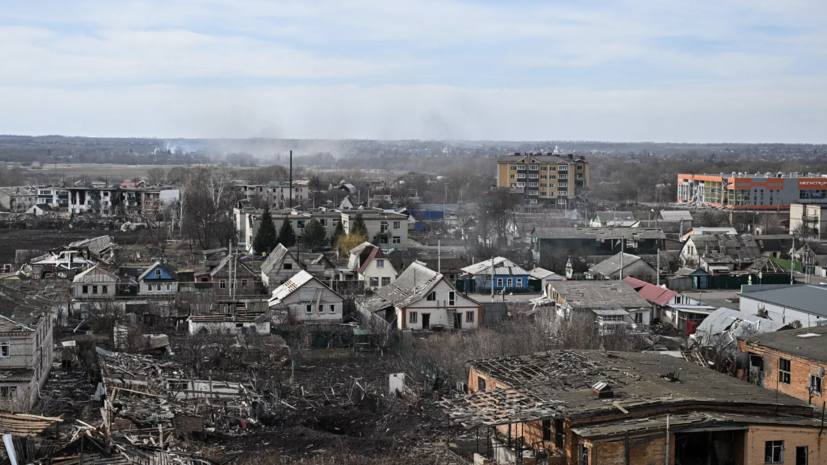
[360,258,397,289]
[275,280,343,323]
[743,425,827,465]
[139,281,179,295]
[740,296,826,328]
[187,320,270,336]
[741,342,827,405]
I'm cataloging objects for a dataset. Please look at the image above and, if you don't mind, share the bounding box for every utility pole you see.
[289,150,293,209]
[790,234,796,285]
[656,248,660,286]
[619,237,625,279]
[437,239,441,274]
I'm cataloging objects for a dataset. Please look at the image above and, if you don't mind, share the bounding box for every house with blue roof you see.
[137,261,178,296]
[456,256,531,293]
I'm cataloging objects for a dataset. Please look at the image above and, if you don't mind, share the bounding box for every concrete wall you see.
[740,341,827,405]
[740,295,826,328]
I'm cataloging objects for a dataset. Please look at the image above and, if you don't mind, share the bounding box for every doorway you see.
[422,313,430,330]
[454,313,462,329]
[797,446,808,465]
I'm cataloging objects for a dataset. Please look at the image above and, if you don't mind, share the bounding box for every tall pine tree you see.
[253,207,278,255]
[278,219,297,247]
[351,213,368,237]
[331,221,345,247]
[303,219,327,251]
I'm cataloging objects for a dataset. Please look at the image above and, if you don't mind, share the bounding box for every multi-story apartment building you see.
[36,187,69,208]
[496,153,589,206]
[234,180,309,209]
[234,207,344,253]
[677,172,827,210]
[67,186,166,216]
[790,203,827,238]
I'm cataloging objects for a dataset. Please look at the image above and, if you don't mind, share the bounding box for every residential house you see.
[0,284,55,412]
[200,254,265,296]
[71,265,119,314]
[546,280,653,332]
[689,307,783,363]
[137,262,178,296]
[456,257,531,293]
[588,210,638,228]
[739,325,827,407]
[346,242,397,290]
[680,233,762,273]
[260,244,336,289]
[740,284,827,328]
[361,261,481,331]
[585,252,657,282]
[341,210,409,249]
[658,209,693,235]
[25,204,57,217]
[268,270,344,325]
[680,226,738,242]
[448,350,825,465]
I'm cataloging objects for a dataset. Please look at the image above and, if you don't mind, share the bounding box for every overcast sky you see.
[2,0,826,142]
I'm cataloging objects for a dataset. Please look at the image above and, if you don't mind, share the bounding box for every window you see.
[426,291,436,301]
[155,269,161,278]
[82,285,89,294]
[283,263,293,270]
[496,278,503,287]
[393,221,400,229]
[465,311,474,323]
[0,343,8,358]
[578,445,589,465]
[797,446,808,465]
[765,440,784,464]
[381,277,391,286]
[101,285,108,294]
[380,221,388,232]
[241,279,248,288]
[219,280,226,289]
[369,277,379,287]
[811,374,822,395]
[409,312,418,324]
[92,285,98,294]
[166,284,170,290]
[477,377,486,391]
[329,304,336,313]
[542,420,551,441]
[376,259,385,268]
[0,386,16,399]
[297,220,305,229]
[392,236,401,244]
[779,358,791,384]
[506,278,513,287]
[157,284,162,291]
[306,304,312,313]
[515,278,522,287]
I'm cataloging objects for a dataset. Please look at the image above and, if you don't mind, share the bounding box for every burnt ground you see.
[0,226,148,264]
[212,349,470,464]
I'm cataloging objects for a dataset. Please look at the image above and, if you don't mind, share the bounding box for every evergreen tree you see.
[303,219,327,251]
[331,221,345,247]
[278,219,297,247]
[351,213,368,237]
[252,207,278,255]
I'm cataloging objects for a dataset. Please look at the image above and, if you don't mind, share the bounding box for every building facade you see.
[496,153,590,206]
[677,173,827,210]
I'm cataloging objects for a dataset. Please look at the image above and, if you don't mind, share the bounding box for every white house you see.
[72,265,118,299]
[137,261,178,296]
[268,270,344,325]
[341,210,409,249]
[362,261,481,331]
[347,242,398,290]
[740,284,827,328]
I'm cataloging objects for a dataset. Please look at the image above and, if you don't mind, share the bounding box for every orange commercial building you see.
[677,172,827,210]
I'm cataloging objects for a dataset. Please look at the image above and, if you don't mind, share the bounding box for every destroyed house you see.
[0,285,54,412]
[547,280,653,331]
[739,325,827,405]
[268,270,344,325]
[680,233,761,273]
[200,254,265,296]
[588,210,638,228]
[261,243,337,289]
[532,227,665,273]
[585,252,657,282]
[359,261,481,331]
[445,350,825,465]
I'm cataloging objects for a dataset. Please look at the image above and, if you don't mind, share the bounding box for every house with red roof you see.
[623,276,712,335]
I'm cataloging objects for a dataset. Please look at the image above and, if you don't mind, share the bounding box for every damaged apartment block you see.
[443,350,826,465]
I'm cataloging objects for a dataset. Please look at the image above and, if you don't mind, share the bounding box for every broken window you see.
[554,419,564,448]
[369,277,379,287]
[409,312,418,324]
[306,304,312,313]
[101,285,108,294]
[765,440,784,463]
[477,377,486,392]
[797,446,808,465]
[283,263,293,270]
[381,277,391,286]
[811,374,822,395]
[329,304,336,313]
[0,343,8,358]
[779,358,791,384]
[0,386,16,399]
[426,291,436,301]
[578,444,589,465]
[542,420,551,441]
[82,285,88,294]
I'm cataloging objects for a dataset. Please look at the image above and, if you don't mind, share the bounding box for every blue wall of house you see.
[143,265,176,281]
